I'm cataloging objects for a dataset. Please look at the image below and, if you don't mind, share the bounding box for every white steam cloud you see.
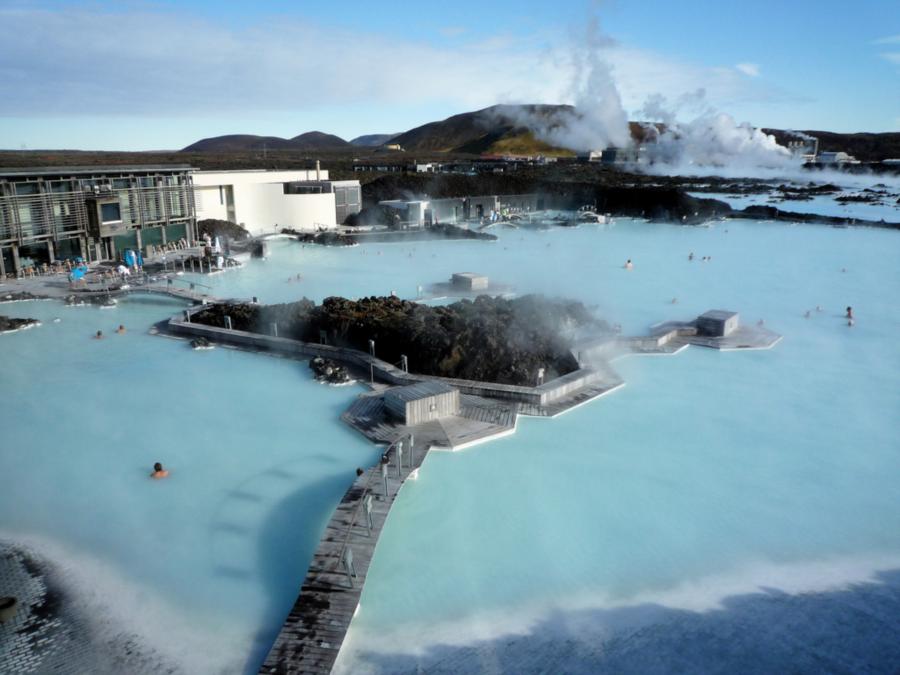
[638,90,795,169]
[510,11,797,171]
[502,15,631,153]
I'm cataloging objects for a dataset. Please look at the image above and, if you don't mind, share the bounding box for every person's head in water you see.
[154,462,163,472]
[116,324,125,333]
[95,330,103,339]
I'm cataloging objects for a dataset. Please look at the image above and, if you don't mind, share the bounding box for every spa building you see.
[0,164,360,276]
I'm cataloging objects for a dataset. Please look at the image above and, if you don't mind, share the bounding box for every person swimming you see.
[846,306,853,319]
[688,252,694,261]
[94,330,103,339]
[804,310,811,319]
[116,325,126,334]
[624,259,633,270]
[151,462,169,479]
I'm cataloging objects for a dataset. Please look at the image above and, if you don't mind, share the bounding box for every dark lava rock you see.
[283,229,356,246]
[190,336,213,350]
[1,290,47,302]
[197,218,250,241]
[737,204,899,229]
[309,356,351,384]
[0,315,40,333]
[193,294,603,386]
[425,222,496,240]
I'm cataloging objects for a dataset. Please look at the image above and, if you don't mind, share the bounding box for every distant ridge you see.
[350,134,399,147]
[179,106,900,161]
[182,131,349,152]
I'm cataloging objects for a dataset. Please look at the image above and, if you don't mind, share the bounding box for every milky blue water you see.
[2,210,899,673]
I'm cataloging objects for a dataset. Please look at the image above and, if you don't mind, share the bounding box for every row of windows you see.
[4,174,191,197]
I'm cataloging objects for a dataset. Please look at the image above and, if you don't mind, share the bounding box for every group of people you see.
[687,252,712,262]
[93,325,126,339]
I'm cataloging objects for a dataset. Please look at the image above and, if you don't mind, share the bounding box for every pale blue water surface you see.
[2,213,899,673]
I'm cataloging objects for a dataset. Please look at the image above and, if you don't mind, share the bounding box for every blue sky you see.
[0,0,897,150]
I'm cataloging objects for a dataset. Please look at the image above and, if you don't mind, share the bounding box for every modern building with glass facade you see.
[0,163,361,276]
[0,165,196,276]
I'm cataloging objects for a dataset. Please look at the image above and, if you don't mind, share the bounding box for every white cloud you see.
[881,52,900,64]
[0,5,798,124]
[735,63,760,77]
[873,34,900,44]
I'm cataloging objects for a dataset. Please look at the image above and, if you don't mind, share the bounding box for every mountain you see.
[182,134,298,152]
[390,105,656,156]
[390,105,571,154]
[350,134,399,147]
[180,106,900,161]
[290,131,350,149]
[182,131,348,152]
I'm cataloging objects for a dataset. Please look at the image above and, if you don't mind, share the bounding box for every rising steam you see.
[512,10,798,170]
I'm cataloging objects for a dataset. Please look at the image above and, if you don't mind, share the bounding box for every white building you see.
[193,167,361,235]
[815,151,859,165]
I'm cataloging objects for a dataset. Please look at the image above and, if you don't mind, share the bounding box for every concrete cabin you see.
[383,382,461,426]
[451,273,489,291]
[696,310,739,337]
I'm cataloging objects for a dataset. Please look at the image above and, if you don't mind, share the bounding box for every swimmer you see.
[846,306,853,319]
[151,462,169,479]
[94,330,103,339]
[688,252,694,261]
[756,319,765,327]
[671,297,678,304]
[804,310,811,319]
[624,259,633,270]
[848,318,855,327]
[116,324,126,334]
[816,305,823,312]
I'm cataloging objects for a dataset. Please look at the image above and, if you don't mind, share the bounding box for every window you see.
[15,182,39,196]
[219,186,224,205]
[101,203,122,223]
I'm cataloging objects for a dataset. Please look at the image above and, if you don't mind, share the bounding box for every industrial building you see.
[0,165,196,277]
[379,194,545,227]
[0,163,360,276]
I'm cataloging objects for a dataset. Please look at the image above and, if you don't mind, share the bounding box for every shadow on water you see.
[349,569,900,675]
[229,470,366,674]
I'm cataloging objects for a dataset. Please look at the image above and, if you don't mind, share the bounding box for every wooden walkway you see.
[259,437,424,675]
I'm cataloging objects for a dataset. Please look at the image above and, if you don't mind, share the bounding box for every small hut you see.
[384,382,460,425]
[696,310,739,337]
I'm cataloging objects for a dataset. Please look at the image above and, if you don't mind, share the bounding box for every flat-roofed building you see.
[451,272,489,291]
[384,381,461,426]
[0,164,196,277]
[193,168,360,235]
[696,310,739,337]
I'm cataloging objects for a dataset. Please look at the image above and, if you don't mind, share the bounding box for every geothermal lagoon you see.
[2,207,899,673]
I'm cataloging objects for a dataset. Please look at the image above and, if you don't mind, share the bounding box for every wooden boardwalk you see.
[259,437,425,675]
